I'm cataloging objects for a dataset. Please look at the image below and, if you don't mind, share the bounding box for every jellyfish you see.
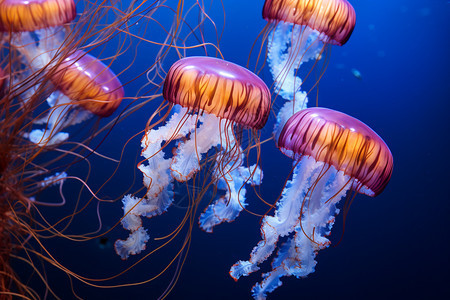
[0,0,77,70]
[115,56,271,259]
[261,0,356,136]
[230,107,393,299]
[26,49,124,145]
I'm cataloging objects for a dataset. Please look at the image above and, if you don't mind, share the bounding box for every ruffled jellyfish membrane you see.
[261,0,356,135]
[115,56,270,260]
[230,107,393,300]
[0,0,76,69]
[27,50,124,145]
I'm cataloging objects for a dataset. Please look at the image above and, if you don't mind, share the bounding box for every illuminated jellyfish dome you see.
[51,50,125,117]
[28,50,124,145]
[263,0,356,46]
[0,0,76,32]
[163,56,270,129]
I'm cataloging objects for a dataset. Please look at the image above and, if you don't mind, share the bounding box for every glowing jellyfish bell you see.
[28,50,124,145]
[0,0,77,69]
[263,0,356,47]
[115,56,271,259]
[263,0,356,127]
[230,107,393,299]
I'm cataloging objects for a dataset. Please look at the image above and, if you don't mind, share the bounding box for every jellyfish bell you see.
[260,0,356,126]
[278,107,393,195]
[27,49,124,146]
[115,56,271,259]
[163,56,270,130]
[51,50,125,117]
[263,0,356,46]
[0,0,76,32]
[230,107,393,299]
[0,0,77,69]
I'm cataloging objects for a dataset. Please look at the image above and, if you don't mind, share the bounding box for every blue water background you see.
[18,1,450,299]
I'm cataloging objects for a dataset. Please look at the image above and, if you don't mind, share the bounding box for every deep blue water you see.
[15,0,450,299]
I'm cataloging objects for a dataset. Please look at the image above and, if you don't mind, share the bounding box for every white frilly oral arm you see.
[170,113,223,182]
[115,107,197,260]
[248,162,353,300]
[230,156,322,280]
[199,158,263,233]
